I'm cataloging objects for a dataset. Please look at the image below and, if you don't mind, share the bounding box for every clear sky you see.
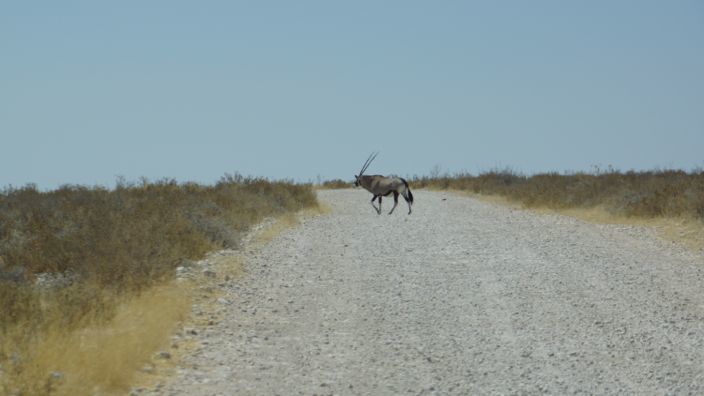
[2,1,703,188]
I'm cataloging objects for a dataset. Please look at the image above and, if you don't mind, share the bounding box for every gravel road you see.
[154,189,704,395]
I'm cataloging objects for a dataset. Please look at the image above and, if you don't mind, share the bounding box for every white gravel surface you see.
[153,189,704,395]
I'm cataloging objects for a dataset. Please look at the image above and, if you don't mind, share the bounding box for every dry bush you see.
[318,179,352,189]
[414,168,704,220]
[0,175,317,394]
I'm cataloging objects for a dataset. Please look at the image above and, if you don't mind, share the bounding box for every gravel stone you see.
[155,190,704,395]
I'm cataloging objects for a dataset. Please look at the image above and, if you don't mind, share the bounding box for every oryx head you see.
[354,152,378,187]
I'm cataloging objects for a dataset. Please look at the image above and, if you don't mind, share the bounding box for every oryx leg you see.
[370,195,381,214]
[389,191,399,214]
[402,190,412,214]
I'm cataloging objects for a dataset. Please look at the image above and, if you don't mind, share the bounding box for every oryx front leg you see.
[388,191,399,214]
[370,195,381,215]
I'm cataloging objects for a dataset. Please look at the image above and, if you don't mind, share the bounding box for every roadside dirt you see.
[144,189,704,395]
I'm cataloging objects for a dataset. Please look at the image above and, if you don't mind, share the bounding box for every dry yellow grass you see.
[1,283,190,395]
[452,190,704,252]
[253,213,301,246]
[130,254,246,393]
[253,203,331,247]
[554,206,704,251]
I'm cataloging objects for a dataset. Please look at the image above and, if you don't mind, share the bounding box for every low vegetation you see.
[318,179,351,189]
[0,174,317,395]
[412,168,704,220]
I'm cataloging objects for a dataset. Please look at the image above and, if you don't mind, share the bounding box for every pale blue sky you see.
[2,1,703,188]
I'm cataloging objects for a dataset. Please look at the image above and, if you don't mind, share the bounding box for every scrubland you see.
[3,166,701,393]
[328,167,704,219]
[412,168,704,248]
[412,168,703,219]
[0,174,317,395]
[326,168,704,247]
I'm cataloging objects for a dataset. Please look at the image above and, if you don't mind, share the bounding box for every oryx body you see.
[354,153,414,215]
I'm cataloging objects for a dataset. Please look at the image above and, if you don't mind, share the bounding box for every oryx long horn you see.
[359,152,379,176]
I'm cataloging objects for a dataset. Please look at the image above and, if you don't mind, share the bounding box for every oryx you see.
[354,152,414,215]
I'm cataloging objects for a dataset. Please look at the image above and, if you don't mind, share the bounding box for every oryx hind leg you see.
[388,191,399,214]
[402,189,413,214]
